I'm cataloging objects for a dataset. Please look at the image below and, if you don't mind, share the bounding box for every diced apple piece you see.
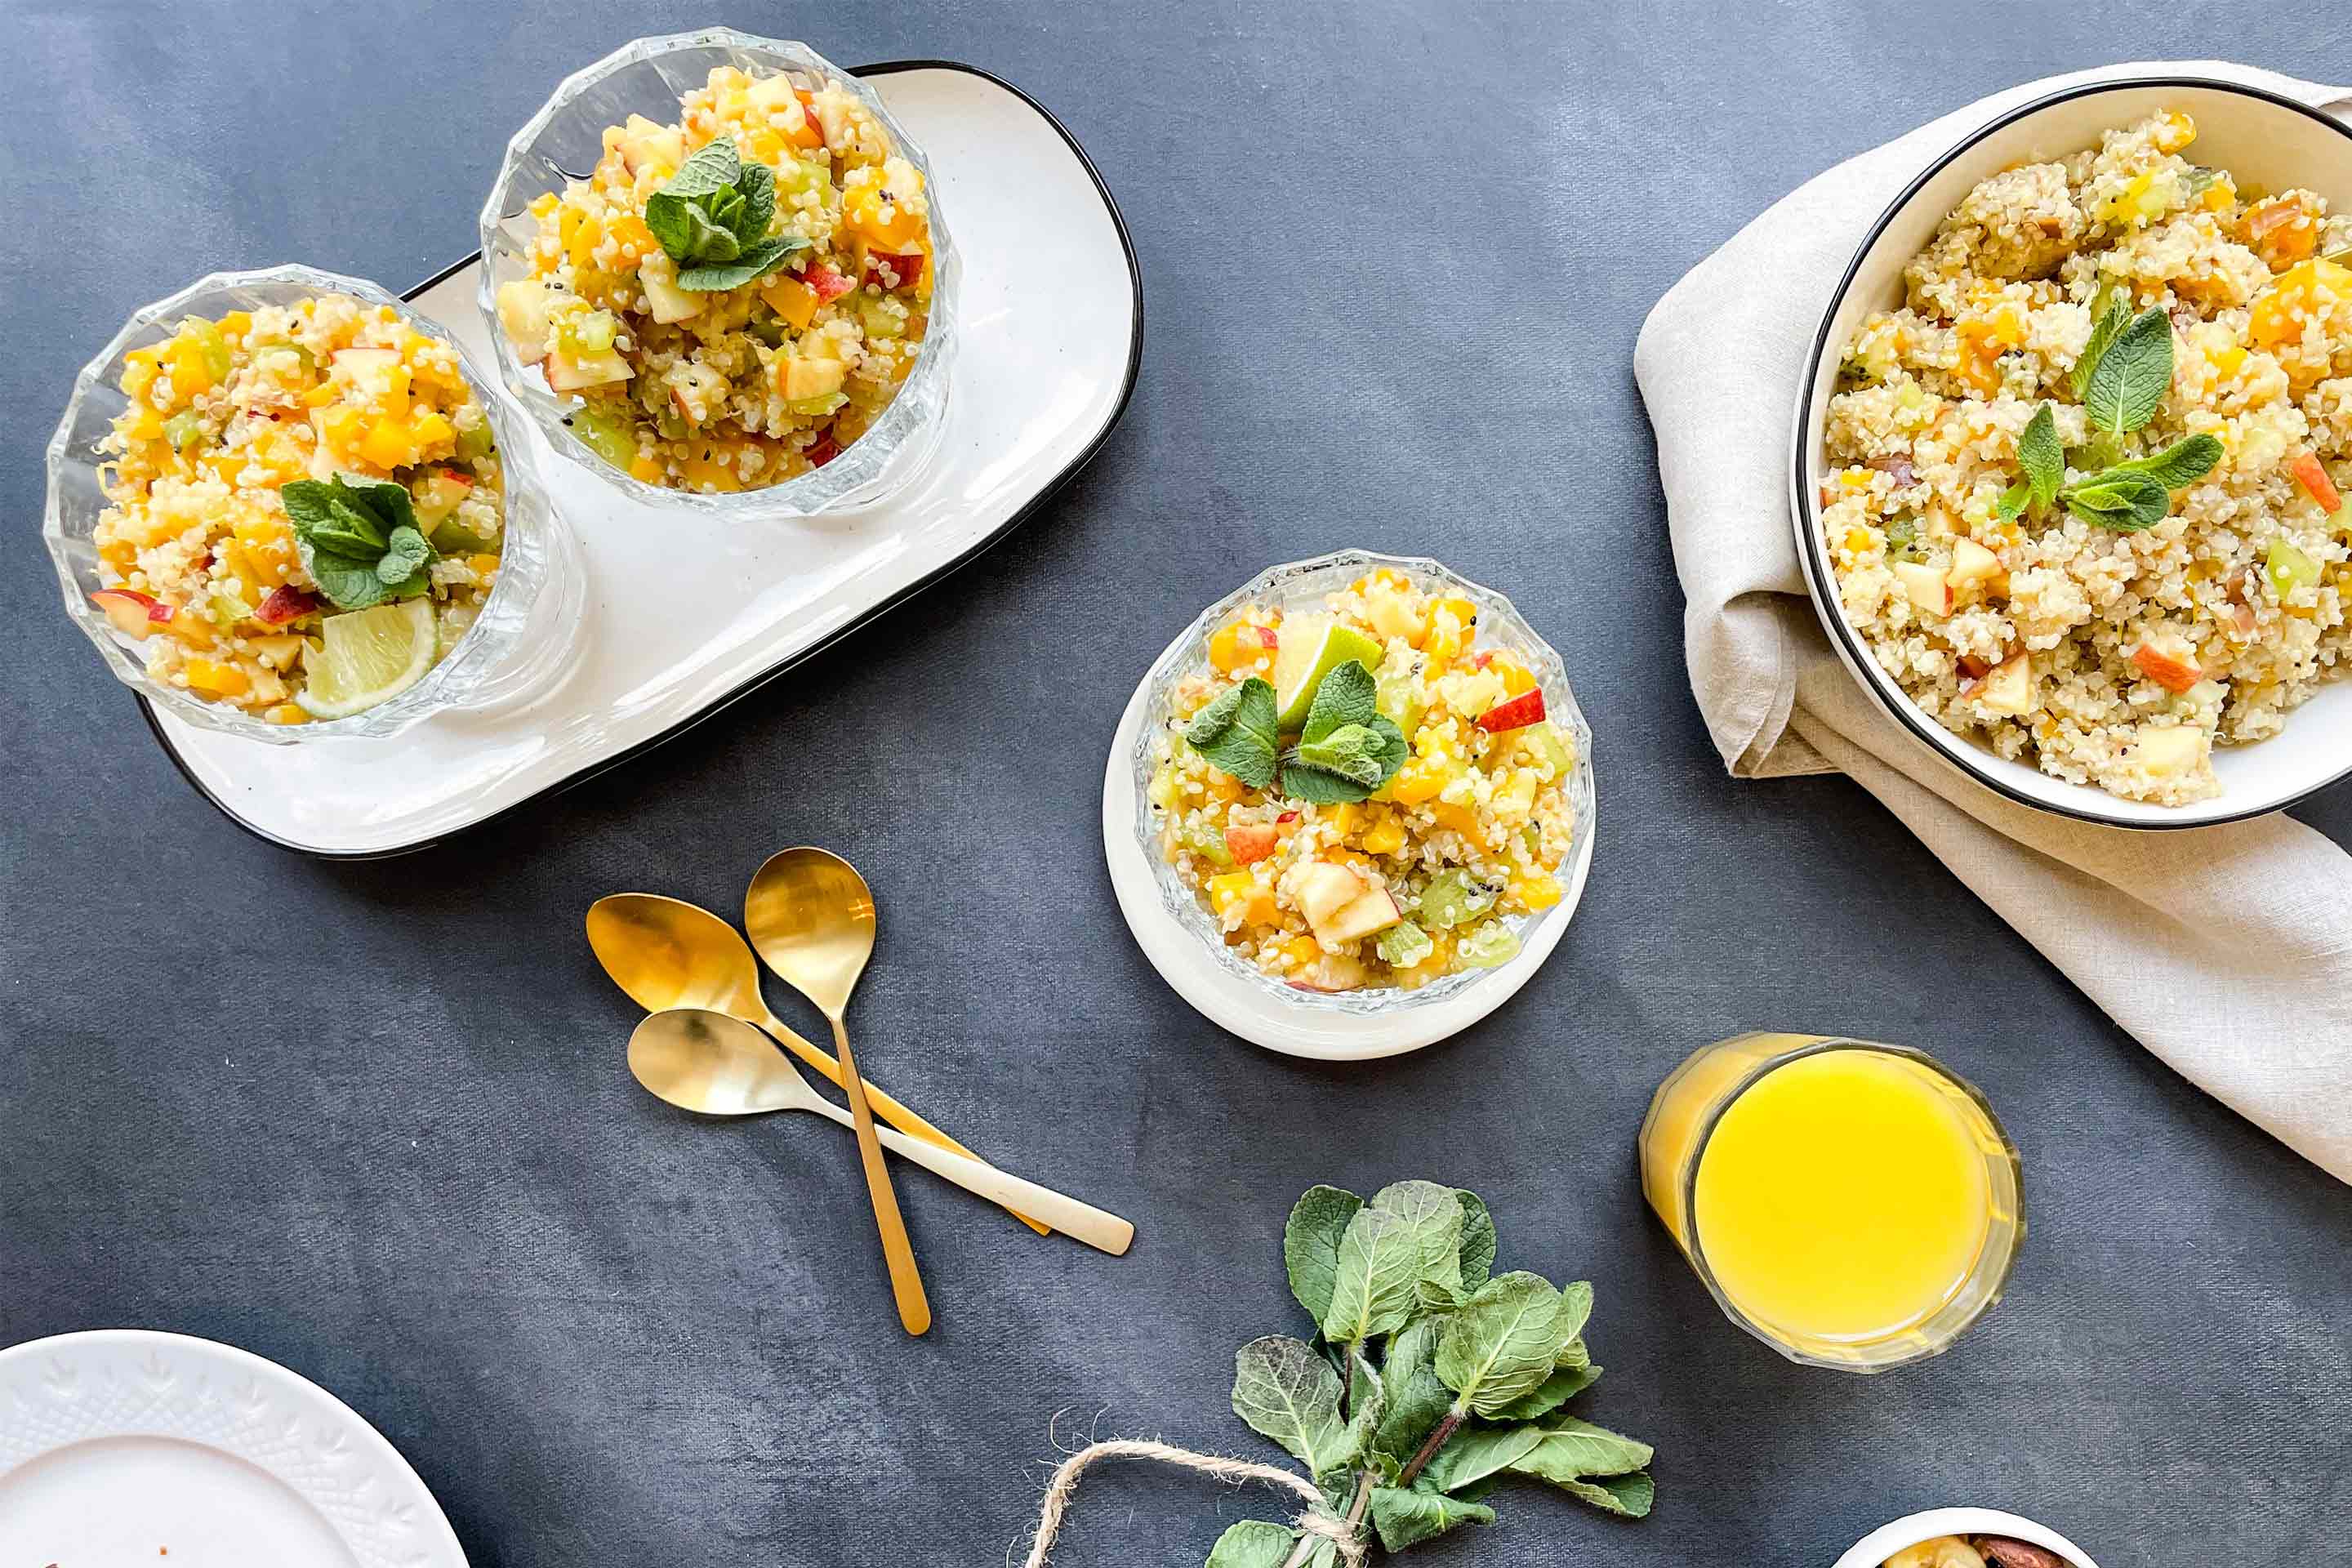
[1224,822,1278,865]
[2136,724,2205,778]
[639,262,705,324]
[330,346,400,379]
[781,355,847,401]
[2131,635,2203,694]
[496,280,558,364]
[1949,537,2001,586]
[1323,885,1403,944]
[617,114,685,178]
[1290,953,1370,993]
[545,347,632,391]
[251,633,305,670]
[807,264,855,303]
[1475,688,1546,733]
[90,588,164,638]
[1978,651,2032,715]
[254,585,320,626]
[1295,862,1364,930]
[863,251,925,291]
[1895,560,1953,615]
[412,468,474,527]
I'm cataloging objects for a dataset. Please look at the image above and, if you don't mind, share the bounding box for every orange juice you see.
[1639,1033,2023,1370]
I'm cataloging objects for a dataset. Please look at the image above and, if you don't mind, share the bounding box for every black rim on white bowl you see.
[1788,73,2352,831]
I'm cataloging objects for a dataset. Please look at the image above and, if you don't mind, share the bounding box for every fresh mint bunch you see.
[644,136,812,291]
[1990,297,2221,534]
[1212,1181,1655,1568]
[281,475,435,611]
[1183,662,1410,805]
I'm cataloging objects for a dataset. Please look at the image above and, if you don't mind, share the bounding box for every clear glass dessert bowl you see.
[43,265,578,745]
[1130,549,1598,1015]
[476,29,960,518]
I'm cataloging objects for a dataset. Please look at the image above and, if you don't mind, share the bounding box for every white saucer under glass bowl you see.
[478,29,959,518]
[1103,549,1597,1059]
[44,265,582,746]
[0,1328,466,1567]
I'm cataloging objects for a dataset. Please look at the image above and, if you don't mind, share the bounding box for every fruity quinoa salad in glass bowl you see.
[44,265,566,742]
[1135,551,1596,1005]
[479,29,958,514]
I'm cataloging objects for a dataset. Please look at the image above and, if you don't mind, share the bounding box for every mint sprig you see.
[2081,303,2175,440]
[644,136,812,292]
[1184,677,1280,789]
[1996,402,2064,521]
[1281,661,1407,804]
[1206,1181,1657,1566]
[281,476,436,611]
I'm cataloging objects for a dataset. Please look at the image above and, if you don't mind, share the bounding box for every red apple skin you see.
[804,433,841,468]
[255,586,321,626]
[1475,689,1547,733]
[1224,822,1278,865]
[808,265,855,303]
[90,589,163,637]
[863,252,924,291]
[2132,642,2203,694]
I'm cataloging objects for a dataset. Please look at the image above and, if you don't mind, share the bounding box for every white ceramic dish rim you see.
[1100,553,1597,1060]
[1831,1506,2100,1568]
[127,60,1143,859]
[0,1326,466,1566]
[1788,73,2352,831]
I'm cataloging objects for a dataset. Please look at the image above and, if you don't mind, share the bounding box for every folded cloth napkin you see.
[1637,60,2352,1184]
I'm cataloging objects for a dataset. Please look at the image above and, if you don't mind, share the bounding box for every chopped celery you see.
[453,421,496,462]
[776,158,827,199]
[1375,920,1433,969]
[1416,869,1499,929]
[746,310,789,349]
[788,392,848,417]
[1457,920,1521,969]
[1525,721,1573,774]
[2267,539,2322,599]
[568,405,638,469]
[858,296,906,340]
[162,411,205,452]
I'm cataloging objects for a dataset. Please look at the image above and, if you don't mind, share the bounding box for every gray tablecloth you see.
[3,3,2346,1565]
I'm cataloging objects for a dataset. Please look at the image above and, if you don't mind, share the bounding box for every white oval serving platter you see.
[0,1328,466,1568]
[132,61,1141,858]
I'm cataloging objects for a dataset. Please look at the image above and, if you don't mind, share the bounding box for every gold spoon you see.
[627,1008,1133,1254]
[740,847,926,1334]
[585,893,1050,1236]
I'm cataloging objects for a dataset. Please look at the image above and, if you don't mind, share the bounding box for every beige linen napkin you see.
[1636,60,2352,1183]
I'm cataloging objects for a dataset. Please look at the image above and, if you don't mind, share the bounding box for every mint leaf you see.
[662,136,741,198]
[1185,676,1279,790]
[733,160,777,239]
[1552,1279,1594,1356]
[1539,1470,1655,1518]
[2083,305,2174,438]
[1420,1422,1545,1494]
[283,477,437,611]
[1279,660,1406,803]
[1320,1205,1423,1346]
[376,525,432,585]
[2072,293,2131,399]
[2063,470,2172,532]
[2017,402,2063,508]
[678,235,808,292]
[1369,1484,1496,1552]
[1454,1192,1495,1293]
[1205,1521,1298,1568]
[1507,1415,1654,1481]
[1370,1181,1466,1311]
[1370,1316,1453,1465]
[1231,1335,1355,1479]
[1299,658,1381,743]
[1282,1185,1363,1324]
[297,542,393,612]
[2105,431,2223,491]
[1487,1362,1601,1422]
[1434,1272,1562,1416]
[642,194,697,263]
[1994,479,2032,523]
[1294,723,1388,786]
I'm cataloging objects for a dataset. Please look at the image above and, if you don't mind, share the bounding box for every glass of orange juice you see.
[1638,1032,2024,1371]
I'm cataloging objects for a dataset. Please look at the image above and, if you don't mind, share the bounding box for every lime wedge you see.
[295,599,439,719]
[1272,615,1385,730]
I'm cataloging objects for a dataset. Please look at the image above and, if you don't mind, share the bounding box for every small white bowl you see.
[1833,1508,2100,1568]
[1792,75,2352,828]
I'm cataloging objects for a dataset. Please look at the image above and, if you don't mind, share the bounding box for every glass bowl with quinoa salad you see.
[44,265,562,742]
[478,30,957,514]
[1818,107,2352,807]
[1135,553,1595,1005]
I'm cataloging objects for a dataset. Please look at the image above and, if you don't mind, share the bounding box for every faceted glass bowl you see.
[42,265,571,745]
[1130,549,1597,1013]
[475,29,960,518]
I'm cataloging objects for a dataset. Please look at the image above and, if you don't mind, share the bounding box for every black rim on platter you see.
[131,60,1145,860]
[1792,72,2352,831]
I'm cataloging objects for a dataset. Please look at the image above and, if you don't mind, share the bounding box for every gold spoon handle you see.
[760,1013,1052,1237]
[831,1014,931,1335]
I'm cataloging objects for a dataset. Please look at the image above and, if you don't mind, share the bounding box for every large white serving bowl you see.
[1791,76,2352,828]
[1831,1507,2100,1568]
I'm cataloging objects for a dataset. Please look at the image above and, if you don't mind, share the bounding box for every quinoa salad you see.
[1822,109,2352,804]
[497,64,934,492]
[1147,568,1579,994]
[92,296,504,722]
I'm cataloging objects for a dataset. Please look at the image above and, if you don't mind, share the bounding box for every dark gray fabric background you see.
[5,2,2348,1564]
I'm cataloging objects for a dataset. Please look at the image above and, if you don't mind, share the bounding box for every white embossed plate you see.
[0,1330,465,1568]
